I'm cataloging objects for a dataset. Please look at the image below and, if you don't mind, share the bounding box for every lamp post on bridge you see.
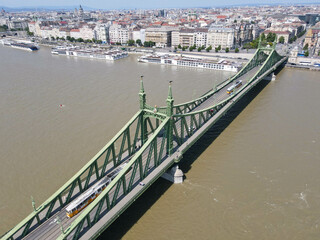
[31,196,41,223]
[55,216,64,234]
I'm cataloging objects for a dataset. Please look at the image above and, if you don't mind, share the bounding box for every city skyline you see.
[1,0,320,10]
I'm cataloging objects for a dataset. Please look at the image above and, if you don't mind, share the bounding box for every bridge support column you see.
[161,164,184,184]
[263,72,276,81]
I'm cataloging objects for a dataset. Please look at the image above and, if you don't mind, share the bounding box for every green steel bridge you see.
[1,42,288,240]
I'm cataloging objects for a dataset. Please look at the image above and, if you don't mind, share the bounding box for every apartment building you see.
[109,24,129,44]
[194,28,208,47]
[207,25,235,49]
[145,27,173,47]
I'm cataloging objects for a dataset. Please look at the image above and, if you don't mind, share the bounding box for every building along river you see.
[0,45,320,240]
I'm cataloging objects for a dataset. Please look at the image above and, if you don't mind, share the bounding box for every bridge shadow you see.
[97,79,270,240]
[97,178,172,239]
[180,78,271,174]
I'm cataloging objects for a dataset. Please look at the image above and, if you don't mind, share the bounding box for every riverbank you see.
[285,63,320,71]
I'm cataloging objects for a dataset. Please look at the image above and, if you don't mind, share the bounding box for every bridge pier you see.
[263,73,276,81]
[161,164,184,184]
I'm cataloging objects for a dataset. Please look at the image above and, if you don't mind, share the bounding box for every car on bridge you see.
[234,80,242,88]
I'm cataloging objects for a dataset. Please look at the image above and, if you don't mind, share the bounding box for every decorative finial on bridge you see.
[31,196,36,212]
[258,35,261,49]
[272,35,277,49]
[167,81,173,100]
[140,75,145,93]
[139,75,146,110]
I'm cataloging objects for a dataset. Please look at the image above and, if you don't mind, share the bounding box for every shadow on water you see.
[180,79,271,173]
[97,178,173,240]
[97,79,271,240]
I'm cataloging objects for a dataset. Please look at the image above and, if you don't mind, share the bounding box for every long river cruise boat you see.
[0,39,39,51]
[51,46,128,61]
[138,54,242,72]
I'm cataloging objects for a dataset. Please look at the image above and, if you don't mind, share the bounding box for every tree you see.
[318,51,320,56]
[136,39,142,46]
[266,32,276,42]
[303,43,309,51]
[297,30,306,38]
[217,45,221,51]
[189,46,194,51]
[260,33,266,41]
[143,41,155,47]
[244,42,252,49]
[198,47,202,52]
[235,47,239,53]
[215,47,219,52]
[234,19,237,23]
[127,39,135,46]
[304,50,309,57]
[278,36,285,44]
[0,24,8,32]
[201,45,205,50]
[178,44,182,49]
[206,45,212,52]
[51,36,55,41]
[225,47,229,53]
[26,30,34,36]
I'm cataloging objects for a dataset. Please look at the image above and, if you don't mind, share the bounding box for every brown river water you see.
[0,45,319,240]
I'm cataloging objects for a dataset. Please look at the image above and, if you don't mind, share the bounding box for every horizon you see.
[1,0,320,11]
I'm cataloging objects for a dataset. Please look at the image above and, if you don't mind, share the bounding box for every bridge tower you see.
[166,81,174,156]
[139,76,148,145]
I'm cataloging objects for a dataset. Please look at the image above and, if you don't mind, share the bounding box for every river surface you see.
[0,45,319,239]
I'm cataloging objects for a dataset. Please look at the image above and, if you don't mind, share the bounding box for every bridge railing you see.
[56,117,170,240]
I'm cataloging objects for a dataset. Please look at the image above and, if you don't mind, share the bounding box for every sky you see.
[1,0,320,9]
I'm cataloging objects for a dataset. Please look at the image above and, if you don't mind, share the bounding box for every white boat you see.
[51,47,128,61]
[138,54,241,72]
[10,42,39,51]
